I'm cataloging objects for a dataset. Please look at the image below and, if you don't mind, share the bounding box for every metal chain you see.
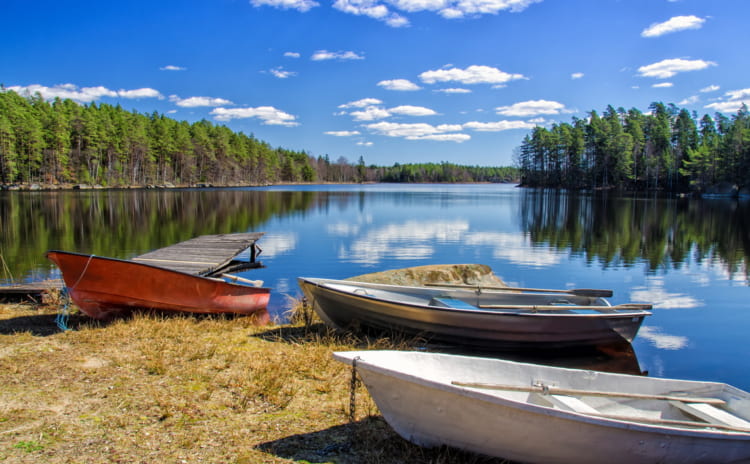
[349,356,361,423]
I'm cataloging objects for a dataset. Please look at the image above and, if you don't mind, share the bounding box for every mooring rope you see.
[55,287,71,332]
[56,254,95,332]
[349,356,361,423]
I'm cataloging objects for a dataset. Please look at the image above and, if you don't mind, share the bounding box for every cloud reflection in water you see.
[638,326,689,350]
[338,220,469,264]
[630,277,703,309]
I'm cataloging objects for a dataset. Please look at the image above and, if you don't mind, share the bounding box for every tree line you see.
[516,102,750,193]
[0,89,518,187]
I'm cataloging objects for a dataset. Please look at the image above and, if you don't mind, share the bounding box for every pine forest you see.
[0,90,517,187]
[516,102,750,193]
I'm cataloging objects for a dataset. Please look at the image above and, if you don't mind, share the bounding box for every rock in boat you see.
[298,265,652,348]
[335,350,750,464]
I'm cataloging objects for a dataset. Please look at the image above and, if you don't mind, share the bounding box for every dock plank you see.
[0,280,63,301]
[132,233,264,276]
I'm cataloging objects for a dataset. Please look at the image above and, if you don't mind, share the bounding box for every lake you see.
[1,184,749,389]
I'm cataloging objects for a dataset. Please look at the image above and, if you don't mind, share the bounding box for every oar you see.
[478,303,652,311]
[221,273,264,287]
[424,283,613,298]
[451,381,726,406]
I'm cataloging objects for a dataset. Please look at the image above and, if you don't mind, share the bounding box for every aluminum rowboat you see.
[299,277,650,348]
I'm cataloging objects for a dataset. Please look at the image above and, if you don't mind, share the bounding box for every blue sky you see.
[3,0,748,167]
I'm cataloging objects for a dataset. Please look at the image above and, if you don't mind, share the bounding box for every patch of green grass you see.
[13,440,44,452]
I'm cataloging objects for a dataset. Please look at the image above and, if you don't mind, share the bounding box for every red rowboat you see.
[46,251,270,321]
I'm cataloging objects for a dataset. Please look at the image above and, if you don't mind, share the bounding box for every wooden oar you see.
[425,283,613,298]
[220,273,264,287]
[477,303,652,311]
[451,381,726,406]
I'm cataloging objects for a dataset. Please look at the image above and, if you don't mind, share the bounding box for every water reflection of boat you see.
[298,277,652,349]
[336,350,750,464]
[439,341,645,376]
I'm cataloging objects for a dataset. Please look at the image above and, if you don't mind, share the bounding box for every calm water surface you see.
[2,184,749,389]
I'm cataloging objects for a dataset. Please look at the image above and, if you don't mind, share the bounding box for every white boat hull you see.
[334,351,750,464]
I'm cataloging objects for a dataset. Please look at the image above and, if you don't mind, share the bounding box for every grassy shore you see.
[0,300,506,464]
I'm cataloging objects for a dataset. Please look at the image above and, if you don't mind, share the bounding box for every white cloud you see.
[251,0,319,12]
[332,0,409,27]
[436,0,541,19]
[351,106,392,121]
[160,65,186,71]
[339,97,383,108]
[679,95,699,105]
[703,88,750,114]
[7,83,164,103]
[169,95,233,107]
[284,51,301,58]
[389,105,437,116]
[387,0,449,12]
[411,133,471,142]
[365,121,468,142]
[325,130,361,136]
[255,0,538,26]
[637,58,717,79]
[419,65,526,85]
[705,101,748,114]
[463,120,536,131]
[357,141,374,146]
[377,79,421,91]
[652,82,674,88]
[269,67,297,78]
[495,99,568,117]
[725,88,750,101]
[435,88,472,94]
[311,49,365,61]
[117,88,165,99]
[700,85,720,93]
[641,15,705,38]
[571,72,584,79]
[210,106,299,126]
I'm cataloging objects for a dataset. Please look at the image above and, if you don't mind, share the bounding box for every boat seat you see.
[429,297,477,310]
[670,401,750,429]
[545,394,600,415]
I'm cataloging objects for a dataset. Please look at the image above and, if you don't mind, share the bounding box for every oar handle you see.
[221,273,264,287]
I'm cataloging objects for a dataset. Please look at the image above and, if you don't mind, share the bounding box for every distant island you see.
[0,89,518,189]
[517,102,750,195]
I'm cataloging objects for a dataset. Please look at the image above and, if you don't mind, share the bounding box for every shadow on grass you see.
[251,322,433,351]
[256,416,510,464]
[251,323,645,375]
[0,311,97,336]
[0,306,268,337]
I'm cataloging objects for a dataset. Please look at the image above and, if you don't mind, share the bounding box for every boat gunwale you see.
[47,250,271,291]
[334,350,750,439]
[300,277,651,318]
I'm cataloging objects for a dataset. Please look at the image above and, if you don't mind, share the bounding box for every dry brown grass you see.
[0,299,508,464]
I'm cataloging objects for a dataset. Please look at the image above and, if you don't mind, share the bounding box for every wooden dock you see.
[0,233,264,301]
[0,279,63,302]
[131,232,264,276]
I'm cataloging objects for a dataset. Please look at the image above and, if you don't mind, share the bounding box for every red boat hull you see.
[46,251,270,321]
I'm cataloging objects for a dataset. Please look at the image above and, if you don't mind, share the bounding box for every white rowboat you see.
[334,350,750,464]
